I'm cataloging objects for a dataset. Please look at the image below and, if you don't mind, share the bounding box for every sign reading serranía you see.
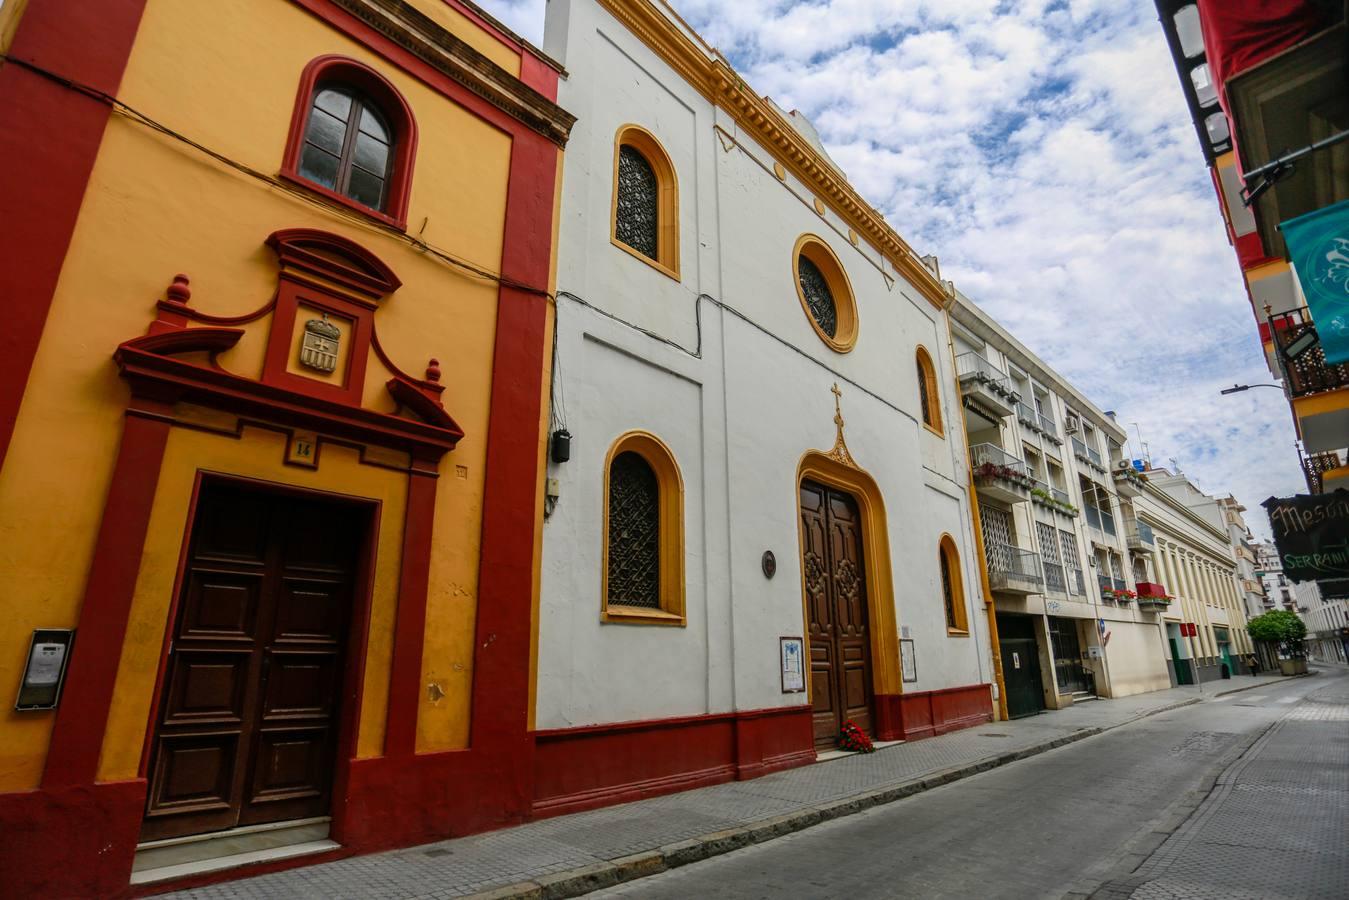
[1262,490,1349,584]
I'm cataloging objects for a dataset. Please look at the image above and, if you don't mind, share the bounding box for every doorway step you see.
[1069,691,1099,703]
[129,817,337,886]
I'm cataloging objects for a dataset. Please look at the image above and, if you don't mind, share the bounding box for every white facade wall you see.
[537,0,991,733]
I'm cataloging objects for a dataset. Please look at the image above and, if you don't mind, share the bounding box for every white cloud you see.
[481,0,1305,540]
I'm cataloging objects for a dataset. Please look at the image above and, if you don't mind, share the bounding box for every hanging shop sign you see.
[1262,490,1349,583]
[1280,198,1349,366]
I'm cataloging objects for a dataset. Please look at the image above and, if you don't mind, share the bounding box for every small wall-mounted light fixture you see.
[551,428,572,464]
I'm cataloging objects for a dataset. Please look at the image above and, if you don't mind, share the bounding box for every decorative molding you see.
[323,0,576,145]
[594,0,951,308]
[826,382,858,469]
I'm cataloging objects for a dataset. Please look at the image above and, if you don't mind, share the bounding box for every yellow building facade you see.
[0,0,571,894]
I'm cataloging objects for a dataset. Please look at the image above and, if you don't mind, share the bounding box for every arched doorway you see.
[796,450,900,750]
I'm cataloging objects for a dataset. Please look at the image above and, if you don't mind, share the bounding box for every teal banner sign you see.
[1281,198,1349,366]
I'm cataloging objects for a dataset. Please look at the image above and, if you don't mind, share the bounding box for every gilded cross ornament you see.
[826,382,858,468]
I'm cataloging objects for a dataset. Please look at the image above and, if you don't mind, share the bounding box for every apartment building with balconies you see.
[951,293,1173,718]
[1137,470,1255,683]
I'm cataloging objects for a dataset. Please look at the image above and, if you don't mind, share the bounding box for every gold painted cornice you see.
[595,0,953,309]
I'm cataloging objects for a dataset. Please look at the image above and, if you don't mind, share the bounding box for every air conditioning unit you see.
[1115,459,1134,472]
[1065,416,1080,434]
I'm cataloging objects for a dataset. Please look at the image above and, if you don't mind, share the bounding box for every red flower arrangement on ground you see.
[838,720,875,753]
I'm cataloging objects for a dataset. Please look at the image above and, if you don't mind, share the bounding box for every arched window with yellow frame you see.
[939,535,968,634]
[916,345,942,434]
[602,431,686,625]
[611,125,680,279]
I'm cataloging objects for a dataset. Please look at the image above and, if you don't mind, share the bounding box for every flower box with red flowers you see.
[838,720,875,753]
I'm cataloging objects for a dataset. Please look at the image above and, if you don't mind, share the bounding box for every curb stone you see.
[464,697,1206,900]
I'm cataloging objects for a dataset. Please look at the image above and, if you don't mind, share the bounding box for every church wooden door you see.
[142,483,362,841]
[800,480,873,750]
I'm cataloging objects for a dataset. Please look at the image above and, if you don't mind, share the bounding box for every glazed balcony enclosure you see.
[1126,517,1156,553]
[956,352,1018,421]
[971,442,1033,504]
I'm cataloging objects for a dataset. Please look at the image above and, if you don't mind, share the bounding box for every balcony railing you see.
[1084,503,1100,531]
[956,352,1011,392]
[1051,486,1071,506]
[1098,574,1113,599]
[1017,402,1039,430]
[1038,412,1058,440]
[1126,518,1155,551]
[985,543,1043,594]
[1303,450,1343,494]
[1270,307,1349,398]
[1071,436,1104,469]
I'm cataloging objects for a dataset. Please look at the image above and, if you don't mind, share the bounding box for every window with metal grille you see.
[300,86,393,211]
[607,451,660,608]
[940,546,957,629]
[615,145,659,260]
[798,255,837,337]
[1058,528,1083,594]
[1037,522,1064,593]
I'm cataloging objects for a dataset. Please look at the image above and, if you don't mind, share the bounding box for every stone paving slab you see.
[163,674,1290,900]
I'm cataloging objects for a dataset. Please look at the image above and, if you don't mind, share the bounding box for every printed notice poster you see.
[780,637,805,692]
[901,638,918,682]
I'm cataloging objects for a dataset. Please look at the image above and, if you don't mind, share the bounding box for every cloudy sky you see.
[481,0,1303,540]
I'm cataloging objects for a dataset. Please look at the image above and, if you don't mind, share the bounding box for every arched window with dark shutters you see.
[916,346,942,433]
[300,86,394,211]
[602,432,686,624]
[611,126,680,279]
[607,451,661,609]
[282,56,419,229]
[615,146,659,261]
[939,535,968,634]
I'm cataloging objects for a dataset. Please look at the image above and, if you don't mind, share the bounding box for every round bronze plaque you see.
[762,550,777,579]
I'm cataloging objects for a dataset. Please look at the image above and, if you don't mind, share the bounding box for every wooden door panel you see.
[146,733,239,816]
[240,727,330,825]
[162,650,249,725]
[178,571,262,640]
[262,651,339,717]
[273,579,345,642]
[192,492,271,563]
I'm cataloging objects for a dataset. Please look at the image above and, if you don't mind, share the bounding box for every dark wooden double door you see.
[143,483,363,842]
[800,480,873,750]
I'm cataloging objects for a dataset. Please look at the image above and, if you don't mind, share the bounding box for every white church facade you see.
[532,0,999,813]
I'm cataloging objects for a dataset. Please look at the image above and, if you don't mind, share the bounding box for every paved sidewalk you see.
[166,674,1289,900]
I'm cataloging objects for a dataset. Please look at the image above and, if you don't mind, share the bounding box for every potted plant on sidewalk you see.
[838,720,875,753]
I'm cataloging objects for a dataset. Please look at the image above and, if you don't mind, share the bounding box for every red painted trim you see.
[875,683,993,742]
[1235,231,1280,271]
[384,464,438,756]
[532,706,814,817]
[519,51,559,102]
[42,405,172,789]
[280,56,419,231]
[0,0,148,468]
[0,779,147,897]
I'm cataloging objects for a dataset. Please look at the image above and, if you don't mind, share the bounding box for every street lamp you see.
[1219,383,1282,395]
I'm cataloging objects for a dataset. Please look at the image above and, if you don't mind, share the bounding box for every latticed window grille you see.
[798,255,837,337]
[1059,528,1083,594]
[616,145,659,260]
[940,547,957,630]
[607,451,661,608]
[1037,522,1064,593]
[979,505,1013,572]
[918,358,933,425]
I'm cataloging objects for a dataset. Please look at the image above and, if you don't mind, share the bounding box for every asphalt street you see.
[596,668,1348,900]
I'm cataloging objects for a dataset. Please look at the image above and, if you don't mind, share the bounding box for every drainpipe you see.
[941,295,1009,721]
